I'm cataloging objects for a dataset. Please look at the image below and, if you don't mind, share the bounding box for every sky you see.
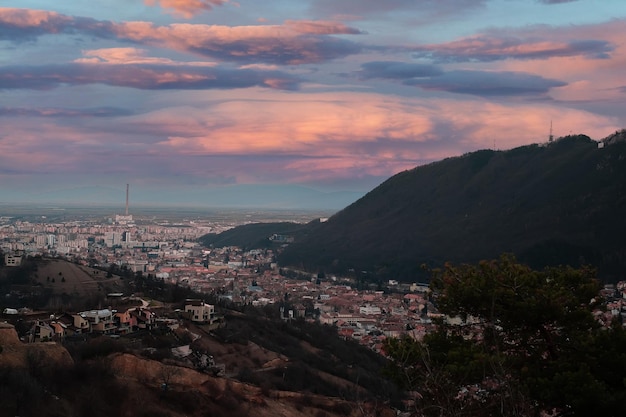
[1,0,625,209]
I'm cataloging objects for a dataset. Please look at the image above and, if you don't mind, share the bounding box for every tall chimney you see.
[125,184,129,216]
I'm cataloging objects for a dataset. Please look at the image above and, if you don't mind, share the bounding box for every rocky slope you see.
[0,322,73,368]
[0,320,397,417]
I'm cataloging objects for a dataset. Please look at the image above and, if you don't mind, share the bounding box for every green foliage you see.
[431,255,599,338]
[384,256,626,416]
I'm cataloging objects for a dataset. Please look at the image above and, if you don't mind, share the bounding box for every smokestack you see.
[125,184,129,216]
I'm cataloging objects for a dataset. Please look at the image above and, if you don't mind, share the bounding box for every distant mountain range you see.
[204,130,626,282]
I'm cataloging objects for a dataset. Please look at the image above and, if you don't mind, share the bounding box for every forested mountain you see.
[199,221,319,251]
[275,132,626,281]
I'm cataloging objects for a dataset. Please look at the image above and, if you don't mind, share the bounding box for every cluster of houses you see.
[28,306,156,343]
[26,299,217,343]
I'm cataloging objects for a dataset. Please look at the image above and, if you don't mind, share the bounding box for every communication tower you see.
[549,120,554,143]
[115,183,133,224]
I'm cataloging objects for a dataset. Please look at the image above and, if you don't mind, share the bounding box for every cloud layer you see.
[0,2,624,205]
[0,62,300,90]
[0,8,363,65]
[144,0,230,18]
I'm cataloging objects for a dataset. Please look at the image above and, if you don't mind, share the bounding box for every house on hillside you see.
[71,313,91,333]
[82,309,116,334]
[53,313,83,336]
[50,322,66,341]
[409,283,430,294]
[184,300,215,324]
[4,253,22,267]
[131,307,155,330]
[28,319,65,342]
[115,310,138,334]
[294,304,306,318]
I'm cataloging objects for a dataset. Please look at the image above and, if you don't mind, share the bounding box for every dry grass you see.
[0,324,74,368]
[34,259,123,296]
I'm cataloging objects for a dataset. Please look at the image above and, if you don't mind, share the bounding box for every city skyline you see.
[1,1,625,208]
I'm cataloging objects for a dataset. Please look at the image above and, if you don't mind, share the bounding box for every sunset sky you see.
[1,1,625,208]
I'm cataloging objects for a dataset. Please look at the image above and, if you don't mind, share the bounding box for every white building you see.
[81,309,116,333]
[4,253,22,267]
[184,300,216,324]
[359,304,382,315]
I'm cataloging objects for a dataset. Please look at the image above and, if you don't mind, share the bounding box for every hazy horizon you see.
[0,183,366,211]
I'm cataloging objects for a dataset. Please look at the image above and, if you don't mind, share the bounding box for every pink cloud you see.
[310,0,487,21]
[412,33,613,63]
[149,94,433,155]
[136,91,619,182]
[144,0,230,18]
[408,19,625,66]
[0,7,77,40]
[489,21,626,103]
[0,8,362,65]
[0,7,68,27]
[1,90,619,184]
[111,20,362,64]
[0,61,300,90]
[74,47,216,66]
[284,20,363,35]
[1,7,623,188]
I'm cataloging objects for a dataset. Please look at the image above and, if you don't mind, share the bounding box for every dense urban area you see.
[0,207,437,349]
[2,206,625,351]
[3,204,626,417]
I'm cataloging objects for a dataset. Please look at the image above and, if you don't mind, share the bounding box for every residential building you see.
[131,307,155,330]
[4,253,22,267]
[82,309,116,334]
[359,304,382,315]
[71,313,91,333]
[28,320,54,342]
[185,300,215,324]
[115,310,137,334]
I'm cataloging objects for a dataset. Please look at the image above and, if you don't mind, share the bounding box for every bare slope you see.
[0,323,73,368]
[0,318,396,417]
[34,258,123,296]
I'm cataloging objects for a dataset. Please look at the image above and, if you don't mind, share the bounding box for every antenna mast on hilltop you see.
[549,120,554,143]
[125,183,129,216]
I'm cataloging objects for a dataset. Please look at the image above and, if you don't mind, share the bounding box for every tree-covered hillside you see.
[277,133,626,281]
[199,221,320,251]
